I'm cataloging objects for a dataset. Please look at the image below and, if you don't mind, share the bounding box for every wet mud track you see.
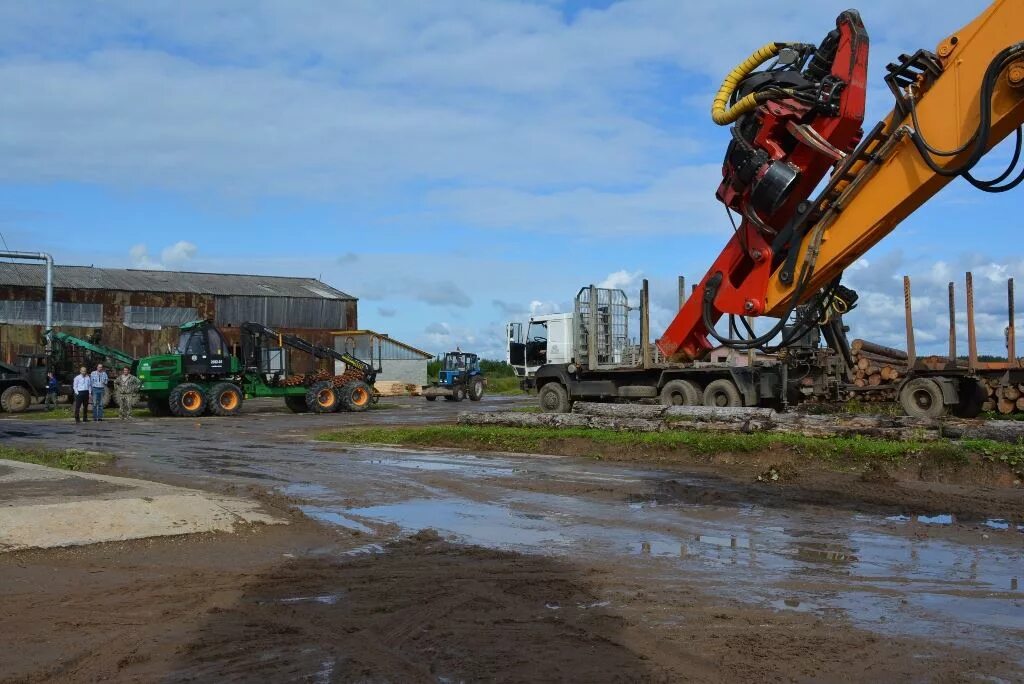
[2,396,1023,681]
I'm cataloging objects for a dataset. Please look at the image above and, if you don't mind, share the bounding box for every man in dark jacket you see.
[45,372,59,411]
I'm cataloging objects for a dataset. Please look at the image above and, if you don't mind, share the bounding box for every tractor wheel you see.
[703,379,742,408]
[0,386,32,413]
[338,381,372,412]
[469,377,485,401]
[659,379,701,406]
[445,386,466,402]
[146,396,172,417]
[538,382,571,413]
[306,380,341,413]
[168,383,208,418]
[425,395,437,402]
[285,395,309,413]
[208,382,244,417]
[899,378,947,419]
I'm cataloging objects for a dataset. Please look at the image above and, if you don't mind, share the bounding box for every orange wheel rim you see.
[220,391,239,410]
[317,389,334,407]
[182,390,202,410]
[352,387,369,406]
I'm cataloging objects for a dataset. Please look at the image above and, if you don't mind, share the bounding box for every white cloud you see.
[598,269,643,290]
[128,241,197,270]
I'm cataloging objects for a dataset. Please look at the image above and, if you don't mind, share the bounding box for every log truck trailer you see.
[533,0,1024,417]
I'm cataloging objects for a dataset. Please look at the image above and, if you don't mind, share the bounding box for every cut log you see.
[1002,385,1021,401]
[857,358,870,371]
[851,339,909,360]
[997,398,1016,414]
[868,374,882,386]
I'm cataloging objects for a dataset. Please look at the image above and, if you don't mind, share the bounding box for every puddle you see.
[281,482,334,499]
[278,594,342,606]
[300,506,376,535]
[770,598,818,613]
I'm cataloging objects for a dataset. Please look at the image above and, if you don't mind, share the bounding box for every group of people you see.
[46,364,142,423]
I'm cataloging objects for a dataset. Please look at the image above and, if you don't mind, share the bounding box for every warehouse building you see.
[0,264,357,371]
[333,330,432,392]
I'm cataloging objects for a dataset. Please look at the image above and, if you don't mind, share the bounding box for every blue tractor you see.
[423,351,486,402]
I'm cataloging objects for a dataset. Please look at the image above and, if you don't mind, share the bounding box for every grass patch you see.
[0,445,115,471]
[317,424,1024,467]
[4,407,152,421]
[486,376,525,395]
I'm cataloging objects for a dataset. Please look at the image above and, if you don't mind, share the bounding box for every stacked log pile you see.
[280,368,369,388]
[458,402,1024,443]
[848,339,906,402]
[977,377,1024,415]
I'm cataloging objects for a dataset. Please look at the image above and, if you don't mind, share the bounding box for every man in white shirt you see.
[90,364,109,422]
[72,366,91,424]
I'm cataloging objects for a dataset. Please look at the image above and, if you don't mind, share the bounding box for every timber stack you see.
[847,338,906,402]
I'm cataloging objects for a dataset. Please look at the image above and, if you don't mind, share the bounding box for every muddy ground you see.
[1,396,1023,682]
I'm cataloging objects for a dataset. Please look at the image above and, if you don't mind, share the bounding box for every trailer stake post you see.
[948,281,957,365]
[967,272,978,371]
[904,275,916,367]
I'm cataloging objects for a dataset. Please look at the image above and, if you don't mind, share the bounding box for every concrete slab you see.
[0,459,286,552]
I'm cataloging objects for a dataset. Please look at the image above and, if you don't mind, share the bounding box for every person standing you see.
[72,367,91,424]
[44,371,59,411]
[90,363,109,422]
[114,367,141,420]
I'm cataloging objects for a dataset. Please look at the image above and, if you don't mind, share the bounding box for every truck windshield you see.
[527,321,548,341]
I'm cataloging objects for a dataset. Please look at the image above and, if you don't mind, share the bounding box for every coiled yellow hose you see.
[711,42,784,126]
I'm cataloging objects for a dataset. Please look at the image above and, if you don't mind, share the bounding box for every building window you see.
[124,306,199,330]
[0,300,103,327]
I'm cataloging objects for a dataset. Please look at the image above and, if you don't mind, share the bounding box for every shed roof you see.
[332,330,432,359]
[0,263,354,300]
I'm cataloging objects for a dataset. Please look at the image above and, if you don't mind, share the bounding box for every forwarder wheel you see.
[146,396,172,417]
[899,378,948,419]
[0,386,31,413]
[169,383,208,418]
[338,381,373,412]
[208,382,244,417]
[469,377,485,401]
[306,381,341,414]
[284,395,309,413]
[703,379,741,408]
[538,382,571,414]
[445,386,466,402]
[659,379,701,406]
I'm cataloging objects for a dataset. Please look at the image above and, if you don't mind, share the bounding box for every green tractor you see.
[137,320,377,418]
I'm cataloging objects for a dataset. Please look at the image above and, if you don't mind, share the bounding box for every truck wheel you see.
[469,378,485,401]
[146,396,172,417]
[306,380,341,413]
[703,379,741,408]
[338,381,372,412]
[284,395,309,413]
[168,383,208,418]
[660,380,701,406]
[899,378,947,419]
[208,382,244,417]
[538,382,571,413]
[0,386,32,413]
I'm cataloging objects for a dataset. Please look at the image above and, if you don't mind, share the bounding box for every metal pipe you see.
[966,272,977,371]
[1009,278,1016,367]
[0,251,53,345]
[947,282,957,364]
[640,279,651,369]
[904,275,916,366]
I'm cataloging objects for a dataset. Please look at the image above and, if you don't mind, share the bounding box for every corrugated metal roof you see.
[332,330,432,358]
[0,263,355,300]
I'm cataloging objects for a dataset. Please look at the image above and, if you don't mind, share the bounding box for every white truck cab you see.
[506,312,574,388]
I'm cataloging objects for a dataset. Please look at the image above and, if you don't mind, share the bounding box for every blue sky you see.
[1,0,1021,358]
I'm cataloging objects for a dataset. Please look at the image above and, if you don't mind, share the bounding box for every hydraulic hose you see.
[711,42,785,125]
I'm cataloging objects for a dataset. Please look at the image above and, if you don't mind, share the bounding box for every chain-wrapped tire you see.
[168,383,208,418]
[146,396,172,417]
[208,382,244,417]
[338,381,372,412]
[306,380,341,413]
[285,395,309,413]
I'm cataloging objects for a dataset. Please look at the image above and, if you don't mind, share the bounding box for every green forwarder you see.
[137,320,377,418]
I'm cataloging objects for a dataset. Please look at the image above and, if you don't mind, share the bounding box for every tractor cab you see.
[423,350,486,402]
[176,320,232,375]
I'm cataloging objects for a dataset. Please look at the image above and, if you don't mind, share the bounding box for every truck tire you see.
[146,396,172,417]
[899,378,947,419]
[469,377,485,401]
[538,382,571,413]
[208,382,244,417]
[703,379,741,408]
[169,383,208,418]
[338,381,372,412]
[659,379,701,406]
[445,386,466,402]
[0,386,32,413]
[306,381,341,413]
[284,395,309,413]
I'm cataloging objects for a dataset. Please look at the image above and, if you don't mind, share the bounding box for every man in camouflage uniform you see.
[114,367,141,420]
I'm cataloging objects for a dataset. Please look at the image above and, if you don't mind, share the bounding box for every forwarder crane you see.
[533,0,1024,417]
